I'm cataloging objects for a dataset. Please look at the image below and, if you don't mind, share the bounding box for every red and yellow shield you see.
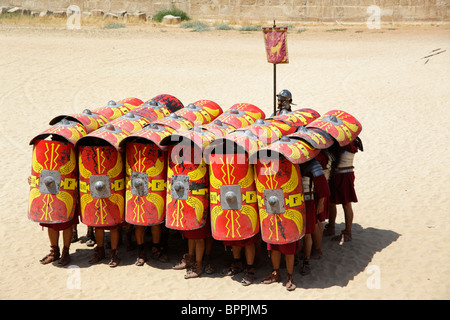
[209,153,259,241]
[174,100,222,125]
[165,142,209,231]
[28,120,87,224]
[255,155,305,244]
[271,108,320,127]
[125,142,167,226]
[253,137,320,165]
[49,109,109,133]
[306,110,362,146]
[214,103,265,129]
[78,145,125,227]
[28,139,78,224]
[91,97,143,122]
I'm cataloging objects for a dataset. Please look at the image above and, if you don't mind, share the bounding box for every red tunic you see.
[329,141,358,205]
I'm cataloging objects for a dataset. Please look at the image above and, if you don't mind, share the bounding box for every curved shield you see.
[29,120,87,224]
[270,108,320,127]
[28,138,79,224]
[78,144,125,227]
[175,100,222,125]
[125,141,167,226]
[201,120,236,137]
[250,136,319,165]
[107,112,151,134]
[209,153,259,241]
[288,127,334,149]
[255,155,305,244]
[119,123,176,152]
[154,113,195,131]
[150,94,184,113]
[165,142,209,231]
[91,98,143,122]
[30,119,87,146]
[247,119,296,144]
[133,94,184,121]
[214,103,265,129]
[306,109,362,146]
[49,109,109,133]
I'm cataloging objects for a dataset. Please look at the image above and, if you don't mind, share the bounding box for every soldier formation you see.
[28,91,363,291]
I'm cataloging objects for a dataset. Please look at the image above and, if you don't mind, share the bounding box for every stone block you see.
[162,14,182,24]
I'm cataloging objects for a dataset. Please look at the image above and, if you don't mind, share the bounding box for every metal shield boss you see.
[209,153,259,241]
[78,144,125,227]
[125,141,167,226]
[28,139,78,224]
[255,155,305,244]
[166,142,209,231]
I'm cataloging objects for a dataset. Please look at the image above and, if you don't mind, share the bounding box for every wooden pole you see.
[273,20,276,116]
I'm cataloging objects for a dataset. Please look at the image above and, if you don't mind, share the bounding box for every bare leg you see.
[40,228,60,264]
[109,228,120,267]
[135,226,146,266]
[324,202,337,236]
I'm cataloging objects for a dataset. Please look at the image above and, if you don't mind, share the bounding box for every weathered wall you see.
[1,0,449,23]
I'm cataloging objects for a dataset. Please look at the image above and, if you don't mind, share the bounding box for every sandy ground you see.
[0,22,449,301]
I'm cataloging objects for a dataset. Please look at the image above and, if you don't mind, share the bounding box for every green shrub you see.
[104,23,126,29]
[238,25,261,31]
[153,7,190,22]
[180,20,210,32]
[214,23,233,30]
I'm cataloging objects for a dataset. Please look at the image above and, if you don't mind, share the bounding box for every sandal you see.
[300,260,311,276]
[173,253,194,270]
[40,245,60,265]
[108,249,120,268]
[58,246,71,266]
[222,261,243,276]
[89,246,105,264]
[311,248,323,260]
[204,255,215,274]
[332,230,352,242]
[151,245,168,263]
[286,273,296,291]
[135,247,147,266]
[262,269,281,284]
[184,263,203,279]
[241,268,256,286]
[71,230,79,243]
[323,224,335,236]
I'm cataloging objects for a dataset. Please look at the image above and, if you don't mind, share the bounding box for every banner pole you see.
[273,20,276,116]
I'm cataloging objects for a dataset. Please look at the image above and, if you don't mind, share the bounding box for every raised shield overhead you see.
[132,94,184,122]
[28,119,87,224]
[254,153,306,245]
[306,109,362,146]
[288,126,334,149]
[268,108,320,127]
[214,103,266,129]
[49,108,109,133]
[90,97,143,122]
[174,100,223,125]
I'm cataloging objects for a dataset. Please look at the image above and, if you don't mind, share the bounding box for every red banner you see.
[262,26,289,64]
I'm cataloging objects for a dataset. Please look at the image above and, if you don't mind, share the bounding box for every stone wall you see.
[1,0,449,23]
